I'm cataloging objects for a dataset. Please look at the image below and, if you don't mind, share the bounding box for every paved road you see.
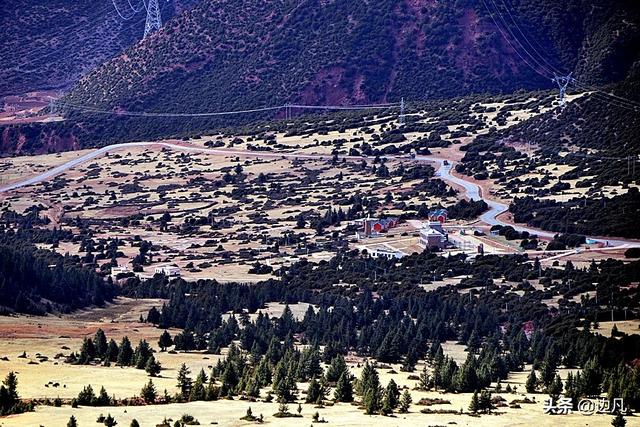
[1,142,638,247]
[421,156,638,247]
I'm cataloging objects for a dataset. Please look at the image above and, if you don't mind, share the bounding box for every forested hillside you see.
[63,0,640,117]
[0,222,117,314]
[0,0,199,96]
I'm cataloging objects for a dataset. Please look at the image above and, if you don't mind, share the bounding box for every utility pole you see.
[552,73,573,108]
[143,0,162,39]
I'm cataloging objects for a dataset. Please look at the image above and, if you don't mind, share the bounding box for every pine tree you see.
[479,390,493,413]
[334,372,353,402]
[145,355,162,376]
[117,337,133,366]
[469,391,480,414]
[325,355,348,383]
[77,384,96,405]
[67,415,78,427]
[548,374,563,403]
[581,357,603,396]
[381,379,399,415]
[356,361,374,396]
[176,363,193,400]
[399,390,412,413]
[384,379,400,409]
[79,337,96,364]
[130,420,140,427]
[364,385,381,415]
[540,352,558,388]
[221,362,239,397]
[612,412,626,427]
[526,370,538,393]
[141,379,157,403]
[306,378,322,403]
[418,366,431,390]
[104,413,117,427]
[94,329,108,359]
[190,369,207,401]
[3,372,18,400]
[96,386,110,406]
[133,340,153,369]
[158,330,173,351]
[106,339,119,362]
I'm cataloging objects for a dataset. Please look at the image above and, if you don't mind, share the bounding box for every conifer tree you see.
[117,337,133,366]
[94,329,108,359]
[133,340,153,369]
[612,412,626,427]
[96,386,110,406]
[145,355,162,376]
[384,379,400,410]
[418,366,431,390]
[176,363,193,400]
[306,378,322,403]
[364,385,382,415]
[141,379,157,403]
[526,370,538,393]
[381,379,399,415]
[334,372,354,402]
[106,339,119,362]
[399,390,412,413]
[548,374,563,404]
[103,413,117,427]
[158,330,173,351]
[325,354,348,383]
[469,390,480,414]
[67,415,78,427]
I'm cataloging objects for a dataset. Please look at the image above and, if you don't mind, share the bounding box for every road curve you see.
[420,156,637,247]
[1,142,638,247]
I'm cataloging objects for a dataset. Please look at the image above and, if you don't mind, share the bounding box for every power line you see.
[52,100,400,118]
[496,0,640,110]
[111,0,137,20]
[480,0,552,80]
[127,0,146,13]
[486,0,640,112]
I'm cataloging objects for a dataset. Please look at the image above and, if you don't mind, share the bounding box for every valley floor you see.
[0,299,632,427]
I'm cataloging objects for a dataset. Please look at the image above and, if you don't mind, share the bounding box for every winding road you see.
[1,142,638,248]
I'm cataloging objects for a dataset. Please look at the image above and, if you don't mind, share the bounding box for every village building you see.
[368,247,406,260]
[355,216,399,239]
[154,264,181,277]
[428,208,448,223]
[419,221,449,250]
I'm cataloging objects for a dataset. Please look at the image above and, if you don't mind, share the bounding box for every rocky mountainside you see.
[62,0,640,114]
[0,0,199,96]
[1,0,639,156]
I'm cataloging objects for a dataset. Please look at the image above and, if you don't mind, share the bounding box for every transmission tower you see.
[399,97,405,125]
[552,73,573,107]
[143,0,162,39]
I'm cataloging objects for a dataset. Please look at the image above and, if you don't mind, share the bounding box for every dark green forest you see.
[116,249,640,410]
[0,225,116,314]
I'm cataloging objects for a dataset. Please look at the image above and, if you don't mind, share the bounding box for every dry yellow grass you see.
[0,300,622,427]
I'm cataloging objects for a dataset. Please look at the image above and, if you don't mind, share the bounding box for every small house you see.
[154,264,181,277]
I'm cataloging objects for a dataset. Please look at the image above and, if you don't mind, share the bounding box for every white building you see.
[154,264,181,277]
[419,221,448,249]
[368,247,406,260]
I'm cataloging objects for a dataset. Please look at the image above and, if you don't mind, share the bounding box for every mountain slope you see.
[0,0,199,96]
[63,0,640,115]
